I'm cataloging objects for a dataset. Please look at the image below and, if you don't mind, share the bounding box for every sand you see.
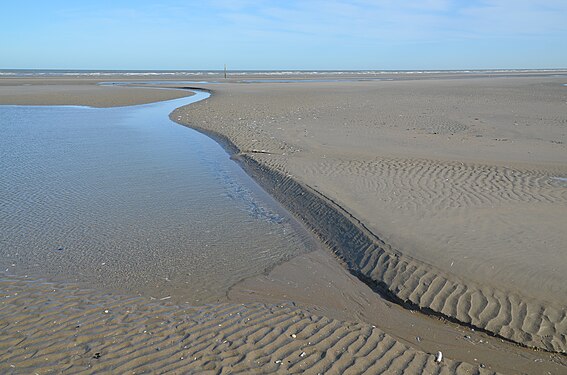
[230,250,565,374]
[1,75,566,373]
[0,79,191,107]
[1,275,501,374]
[170,77,567,354]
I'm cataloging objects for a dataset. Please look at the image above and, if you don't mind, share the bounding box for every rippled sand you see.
[0,275,496,374]
[172,76,567,353]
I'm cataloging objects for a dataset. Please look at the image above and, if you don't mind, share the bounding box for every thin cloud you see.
[209,0,567,41]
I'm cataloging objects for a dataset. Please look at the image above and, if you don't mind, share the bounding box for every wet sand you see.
[1,275,500,374]
[1,76,566,373]
[0,78,191,107]
[230,250,566,374]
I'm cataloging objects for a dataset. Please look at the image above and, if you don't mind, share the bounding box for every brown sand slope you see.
[171,77,567,352]
[0,276,497,374]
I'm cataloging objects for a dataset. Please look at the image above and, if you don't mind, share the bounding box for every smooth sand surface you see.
[171,77,567,353]
[1,77,566,373]
[0,79,191,107]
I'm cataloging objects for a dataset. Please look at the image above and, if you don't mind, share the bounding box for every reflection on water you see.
[551,176,567,186]
[0,91,313,303]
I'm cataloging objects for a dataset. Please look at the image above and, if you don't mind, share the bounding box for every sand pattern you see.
[237,155,567,353]
[311,158,567,209]
[0,276,495,374]
[171,78,567,353]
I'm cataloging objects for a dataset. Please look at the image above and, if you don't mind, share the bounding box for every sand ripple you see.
[240,156,567,353]
[170,79,567,353]
[0,276,494,374]
[313,157,567,209]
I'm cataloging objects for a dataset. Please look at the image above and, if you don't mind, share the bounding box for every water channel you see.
[0,90,314,303]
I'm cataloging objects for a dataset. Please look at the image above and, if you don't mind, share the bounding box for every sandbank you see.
[170,76,567,354]
[0,78,191,107]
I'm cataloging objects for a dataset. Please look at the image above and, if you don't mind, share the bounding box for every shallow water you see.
[551,176,567,186]
[0,91,314,303]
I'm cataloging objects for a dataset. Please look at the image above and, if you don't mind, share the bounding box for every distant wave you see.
[2,68,567,77]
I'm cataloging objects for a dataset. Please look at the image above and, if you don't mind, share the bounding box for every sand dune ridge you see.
[231,155,567,353]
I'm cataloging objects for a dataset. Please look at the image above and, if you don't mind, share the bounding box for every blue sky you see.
[1,0,566,70]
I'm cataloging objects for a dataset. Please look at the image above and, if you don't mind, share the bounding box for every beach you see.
[172,76,567,351]
[1,72,566,374]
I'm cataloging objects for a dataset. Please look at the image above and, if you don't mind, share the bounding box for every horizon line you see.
[2,67,567,72]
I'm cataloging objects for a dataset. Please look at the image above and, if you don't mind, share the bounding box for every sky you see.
[1,0,566,70]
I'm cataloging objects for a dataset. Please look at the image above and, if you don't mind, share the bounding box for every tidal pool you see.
[0,90,314,303]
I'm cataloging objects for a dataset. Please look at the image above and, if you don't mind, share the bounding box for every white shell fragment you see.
[435,351,443,363]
